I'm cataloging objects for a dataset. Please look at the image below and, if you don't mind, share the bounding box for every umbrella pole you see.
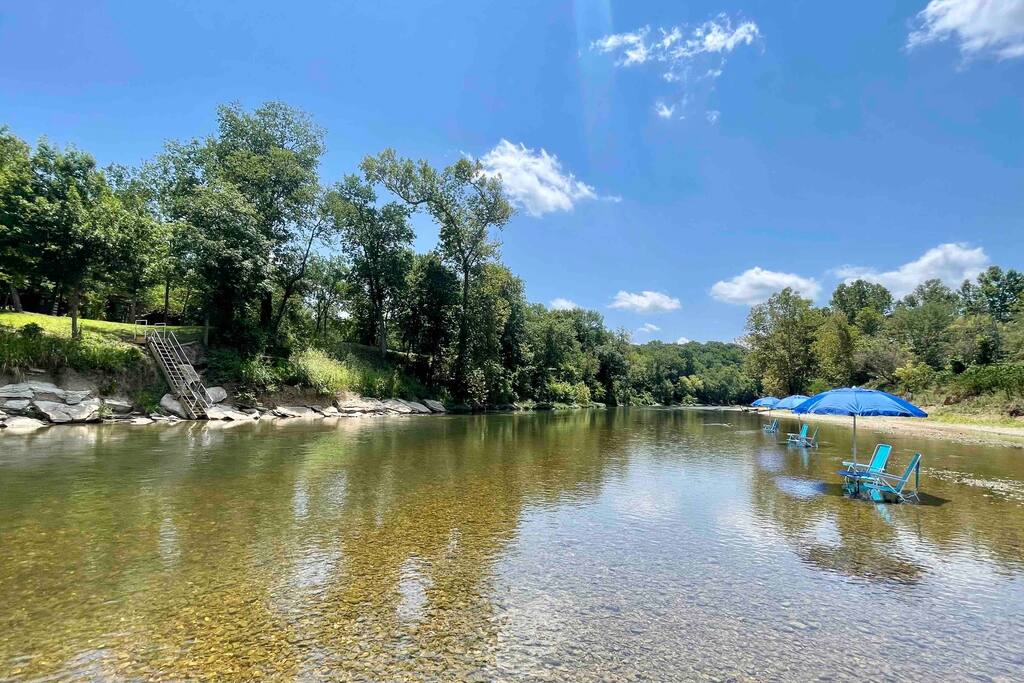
[852,414,857,460]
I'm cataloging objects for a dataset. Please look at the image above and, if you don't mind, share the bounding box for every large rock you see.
[207,386,228,404]
[401,400,432,414]
[102,399,133,414]
[336,398,386,414]
[32,398,102,423]
[314,405,340,417]
[382,399,413,414]
[422,399,446,413]
[206,405,256,421]
[3,399,31,413]
[159,394,189,419]
[2,416,47,432]
[273,405,316,418]
[0,383,34,400]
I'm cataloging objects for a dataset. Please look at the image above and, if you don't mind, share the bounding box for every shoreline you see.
[736,407,1024,449]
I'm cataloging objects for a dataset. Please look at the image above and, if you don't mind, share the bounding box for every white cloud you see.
[706,110,720,124]
[637,323,661,334]
[610,290,681,313]
[908,0,1024,60]
[479,140,604,217]
[676,336,692,344]
[549,297,579,310]
[592,14,762,119]
[711,267,821,305]
[834,243,989,298]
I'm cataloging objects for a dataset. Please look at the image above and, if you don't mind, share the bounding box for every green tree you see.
[24,141,122,338]
[812,313,857,386]
[362,150,514,398]
[334,175,414,356]
[889,279,957,369]
[400,252,460,385]
[0,128,33,311]
[960,266,1024,322]
[743,288,821,395]
[830,279,893,322]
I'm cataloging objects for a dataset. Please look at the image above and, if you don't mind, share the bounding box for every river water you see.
[1,409,1023,681]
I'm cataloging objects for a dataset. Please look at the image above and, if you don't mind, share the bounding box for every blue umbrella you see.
[775,394,810,410]
[751,397,780,408]
[793,387,926,458]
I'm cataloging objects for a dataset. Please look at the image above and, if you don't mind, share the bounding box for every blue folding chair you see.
[762,418,779,434]
[835,444,892,495]
[786,424,818,448]
[860,453,922,503]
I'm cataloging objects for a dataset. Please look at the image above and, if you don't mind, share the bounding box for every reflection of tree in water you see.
[0,411,632,680]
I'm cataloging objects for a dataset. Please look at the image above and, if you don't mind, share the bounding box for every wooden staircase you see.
[143,323,213,419]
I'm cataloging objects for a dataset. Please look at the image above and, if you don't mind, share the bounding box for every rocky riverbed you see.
[0,380,447,433]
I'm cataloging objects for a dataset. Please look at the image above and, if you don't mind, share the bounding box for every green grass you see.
[289,348,428,399]
[0,312,202,343]
[927,413,1024,429]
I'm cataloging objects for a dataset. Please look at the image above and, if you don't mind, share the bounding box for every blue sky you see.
[2,1,1022,342]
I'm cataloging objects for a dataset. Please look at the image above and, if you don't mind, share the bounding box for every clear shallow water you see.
[1,409,1023,681]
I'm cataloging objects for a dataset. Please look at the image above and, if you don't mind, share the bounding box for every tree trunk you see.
[163,278,171,322]
[203,312,210,347]
[260,290,273,332]
[454,268,471,398]
[8,283,23,313]
[70,288,81,340]
[377,311,387,357]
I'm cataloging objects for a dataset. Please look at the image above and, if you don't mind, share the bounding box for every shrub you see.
[0,326,147,376]
[954,363,1024,399]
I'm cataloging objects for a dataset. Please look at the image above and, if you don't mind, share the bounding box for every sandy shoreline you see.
[726,407,1024,449]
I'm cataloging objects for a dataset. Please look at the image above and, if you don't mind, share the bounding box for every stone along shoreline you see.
[0,380,447,433]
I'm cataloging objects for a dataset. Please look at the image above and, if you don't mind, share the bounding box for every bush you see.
[954,363,1024,399]
[0,326,148,376]
[288,347,427,399]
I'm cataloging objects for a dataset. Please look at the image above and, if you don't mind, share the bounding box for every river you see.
[1,409,1022,681]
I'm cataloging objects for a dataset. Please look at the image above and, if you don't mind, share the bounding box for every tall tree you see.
[400,252,459,384]
[0,128,33,311]
[333,175,414,356]
[744,288,822,395]
[362,150,514,397]
[830,279,894,322]
[812,312,857,385]
[24,141,121,338]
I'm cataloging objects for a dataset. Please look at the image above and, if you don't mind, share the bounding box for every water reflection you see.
[1,409,1023,680]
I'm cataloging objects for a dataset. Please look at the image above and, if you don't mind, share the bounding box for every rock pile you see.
[1,380,447,433]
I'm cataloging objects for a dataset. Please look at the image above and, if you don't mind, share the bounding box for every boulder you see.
[159,394,189,419]
[382,399,413,414]
[129,417,154,425]
[62,390,92,405]
[102,399,133,414]
[2,416,47,432]
[0,409,6,419]
[207,386,228,404]
[3,399,31,413]
[32,398,102,423]
[422,399,446,413]
[401,400,432,414]
[273,405,316,418]
[206,405,256,421]
[0,383,34,400]
[317,405,340,417]
[336,398,386,414]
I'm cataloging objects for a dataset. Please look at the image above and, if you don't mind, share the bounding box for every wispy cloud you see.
[676,336,692,344]
[549,297,579,310]
[592,14,762,119]
[479,140,615,217]
[908,0,1024,61]
[835,242,988,298]
[705,110,720,124]
[610,290,681,313]
[711,267,821,305]
[636,322,661,334]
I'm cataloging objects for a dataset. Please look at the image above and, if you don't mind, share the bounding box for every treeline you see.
[0,102,752,406]
[744,274,1024,404]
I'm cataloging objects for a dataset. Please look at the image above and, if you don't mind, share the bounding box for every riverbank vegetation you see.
[743,275,1024,421]
[4,102,1020,415]
[0,104,753,407]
